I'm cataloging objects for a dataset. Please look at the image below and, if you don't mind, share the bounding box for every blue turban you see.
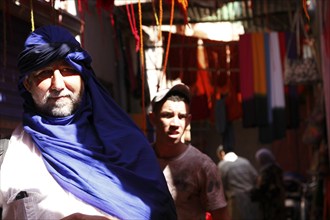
[17,25,176,220]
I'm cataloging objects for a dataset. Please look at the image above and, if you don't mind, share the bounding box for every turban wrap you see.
[17,25,176,220]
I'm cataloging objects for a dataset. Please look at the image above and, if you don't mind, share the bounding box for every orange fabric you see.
[251,33,267,95]
[165,35,241,122]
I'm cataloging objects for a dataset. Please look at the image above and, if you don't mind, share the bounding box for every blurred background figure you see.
[216,145,261,220]
[251,148,286,220]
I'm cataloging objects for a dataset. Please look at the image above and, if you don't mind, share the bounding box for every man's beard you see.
[34,89,83,117]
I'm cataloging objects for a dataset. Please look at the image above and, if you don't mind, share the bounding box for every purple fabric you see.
[255,148,276,171]
[17,25,176,220]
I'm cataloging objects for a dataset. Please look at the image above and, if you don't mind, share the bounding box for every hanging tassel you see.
[302,0,310,21]
[126,3,140,52]
[138,0,146,133]
[30,0,35,31]
[158,0,163,40]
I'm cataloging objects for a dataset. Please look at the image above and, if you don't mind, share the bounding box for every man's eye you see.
[35,70,53,79]
[160,113,174,118]
[59,68,79,76]
[179,114,187,119]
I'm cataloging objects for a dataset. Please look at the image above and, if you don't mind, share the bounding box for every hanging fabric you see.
[225,75,242,122]
[252,32,269,126]
[77,0,89,47]
[96,0,115,27]
[189,40,213,121]
[268,32,286,140]
[259,32,287,143]
[238,33,256,127]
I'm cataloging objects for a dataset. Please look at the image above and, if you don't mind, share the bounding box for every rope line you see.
[30,0,35,31]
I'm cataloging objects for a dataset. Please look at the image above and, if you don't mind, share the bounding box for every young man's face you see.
[24,60,84,117]
[151,99,191,145]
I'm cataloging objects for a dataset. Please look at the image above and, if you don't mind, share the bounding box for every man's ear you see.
[23,77,32,92]
[186,114,192,126]
[148,112,155,126]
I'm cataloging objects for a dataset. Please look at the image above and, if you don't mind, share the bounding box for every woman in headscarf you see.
[253,148,286,220]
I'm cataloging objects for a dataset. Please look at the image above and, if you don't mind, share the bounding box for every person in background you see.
[0,25,176,220]
[216,145,261,220]
[251,148,286,220]
[148,83,230,220]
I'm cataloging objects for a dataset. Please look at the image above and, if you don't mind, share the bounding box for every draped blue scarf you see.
[17,25,176,220]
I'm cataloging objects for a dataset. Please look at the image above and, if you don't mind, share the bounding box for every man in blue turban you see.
[0,25,176,220]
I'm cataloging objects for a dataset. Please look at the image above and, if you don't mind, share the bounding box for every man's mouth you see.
[48,95,70,102]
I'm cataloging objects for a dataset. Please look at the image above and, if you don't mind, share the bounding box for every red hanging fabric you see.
[96,0,115,27]
[96,0,115,14]
[77,0,89,47]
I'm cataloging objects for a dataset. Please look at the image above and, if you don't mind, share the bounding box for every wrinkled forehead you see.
[34,60,70,70]
[27,60,72,77]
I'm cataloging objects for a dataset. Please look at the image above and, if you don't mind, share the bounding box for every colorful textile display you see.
[239,32,286,142]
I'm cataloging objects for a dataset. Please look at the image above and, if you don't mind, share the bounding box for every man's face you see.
[151,99,191,145]
[24,60,84,117]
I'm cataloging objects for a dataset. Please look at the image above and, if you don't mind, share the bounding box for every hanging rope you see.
[153,0,164,91]
[126,3,140,52]
[302,0,310,21]
[151,0,159,27]
[138,0,146,133]
[177,0,189,24]
[158,0,163,41]
[162,0,175,76]
[30,0,35,32]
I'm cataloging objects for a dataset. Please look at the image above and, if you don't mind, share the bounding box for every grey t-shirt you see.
[158,145,227,220]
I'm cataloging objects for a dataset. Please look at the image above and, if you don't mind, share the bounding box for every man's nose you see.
[170,116,180,126]
[50,69,65,91]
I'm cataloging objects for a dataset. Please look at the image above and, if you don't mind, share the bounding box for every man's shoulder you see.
[0,124,31,167]
[0,138,10,167]
[187,145,216,166]
[186,145,206,157]
[0,139,9,152]
[188,145,212,158]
